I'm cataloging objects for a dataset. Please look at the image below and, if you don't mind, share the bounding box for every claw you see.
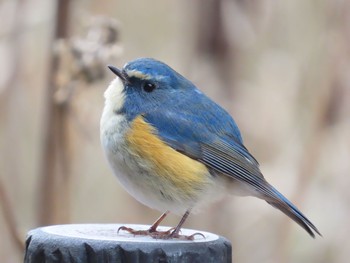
[117,226,137,234]
[188,232,206,240]
[168,230,205,240]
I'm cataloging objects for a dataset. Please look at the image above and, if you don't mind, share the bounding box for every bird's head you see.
[105,58,196,119]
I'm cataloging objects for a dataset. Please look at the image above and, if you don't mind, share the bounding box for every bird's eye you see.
[142,81,156,93]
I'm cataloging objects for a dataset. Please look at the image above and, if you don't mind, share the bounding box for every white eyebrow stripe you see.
[125,69,165,81]
[125,69,151,79]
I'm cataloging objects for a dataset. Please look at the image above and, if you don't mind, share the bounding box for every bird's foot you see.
[117,225,174,238]
[117,226,205,240]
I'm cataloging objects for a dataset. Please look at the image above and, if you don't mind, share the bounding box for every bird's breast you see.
[101,113,218,213]
[125,116,210,191]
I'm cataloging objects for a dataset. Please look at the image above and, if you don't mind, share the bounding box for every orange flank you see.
[126,116,210,193]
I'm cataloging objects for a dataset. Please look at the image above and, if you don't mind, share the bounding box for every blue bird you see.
[100,58,321,239]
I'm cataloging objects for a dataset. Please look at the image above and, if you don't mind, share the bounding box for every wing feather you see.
[141,110,321,237]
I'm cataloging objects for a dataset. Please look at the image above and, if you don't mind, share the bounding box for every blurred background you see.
[1,0,349,262]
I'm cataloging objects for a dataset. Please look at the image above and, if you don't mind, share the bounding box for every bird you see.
[100,57,321,240]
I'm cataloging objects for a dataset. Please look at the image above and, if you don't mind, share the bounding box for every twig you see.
[37,0,72,225]
[0,177,24,250]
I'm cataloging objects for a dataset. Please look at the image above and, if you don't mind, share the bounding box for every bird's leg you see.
[169,210,190,237]
[167,209,205,240]
[149,210,170,232]
[118,211,173,236]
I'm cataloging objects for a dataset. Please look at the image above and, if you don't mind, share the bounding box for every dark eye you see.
[142,81,156,92]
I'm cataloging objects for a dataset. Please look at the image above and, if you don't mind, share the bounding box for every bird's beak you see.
[108,65,130,85]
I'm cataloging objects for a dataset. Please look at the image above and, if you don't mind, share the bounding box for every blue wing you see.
[142,103,320,237]
[142,108,265,189]
[142,94,259,167]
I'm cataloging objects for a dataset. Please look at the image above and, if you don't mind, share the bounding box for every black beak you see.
[108,65,130,84]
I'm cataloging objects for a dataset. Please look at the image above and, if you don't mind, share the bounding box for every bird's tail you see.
[265,185,321,238]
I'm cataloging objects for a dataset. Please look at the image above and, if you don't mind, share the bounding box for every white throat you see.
[103,77,125,113]
[100,77,126,140]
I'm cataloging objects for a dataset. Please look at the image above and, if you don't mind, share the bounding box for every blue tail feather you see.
[267,185,321,238]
